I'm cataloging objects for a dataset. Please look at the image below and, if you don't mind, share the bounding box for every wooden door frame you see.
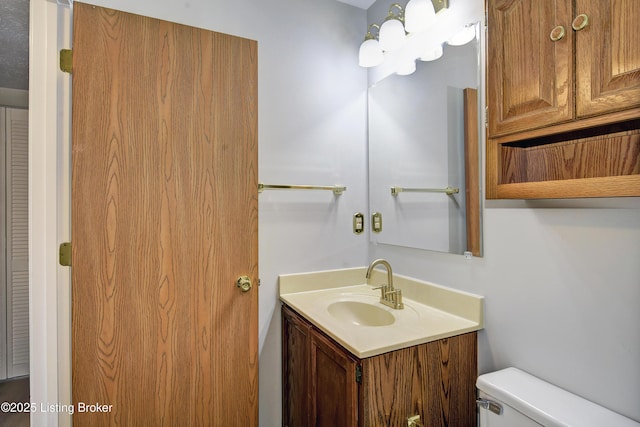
[29,1,73,426]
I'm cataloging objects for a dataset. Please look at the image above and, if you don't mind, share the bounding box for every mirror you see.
[368,25,482,256]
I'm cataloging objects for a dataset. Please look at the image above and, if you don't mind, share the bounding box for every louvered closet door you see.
[5,107,29,378]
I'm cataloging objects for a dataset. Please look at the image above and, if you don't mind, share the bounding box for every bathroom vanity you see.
[280,268,484,426]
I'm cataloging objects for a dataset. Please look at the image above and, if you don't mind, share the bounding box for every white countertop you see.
[279,267,484,358]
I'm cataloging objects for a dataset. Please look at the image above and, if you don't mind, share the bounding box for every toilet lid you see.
[476,368,640,427]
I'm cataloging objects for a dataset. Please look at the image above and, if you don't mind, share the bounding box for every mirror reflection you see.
[368,28,482,255]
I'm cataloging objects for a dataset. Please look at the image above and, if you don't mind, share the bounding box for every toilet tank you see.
[476,368,640,427]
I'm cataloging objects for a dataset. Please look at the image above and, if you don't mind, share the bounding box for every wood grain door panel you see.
[488,0,574,137]
[575,0,640,117]
[71,3,258,425]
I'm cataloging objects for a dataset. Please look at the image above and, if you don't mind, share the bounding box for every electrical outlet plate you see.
[353,213,364,234]
[372,212,382,233]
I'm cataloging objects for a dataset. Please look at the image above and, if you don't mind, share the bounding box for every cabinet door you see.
[282,306,312,427]
[360,332,477,427]
[488,0,574,137]
[310,329,358,427]
[575,0,640,117]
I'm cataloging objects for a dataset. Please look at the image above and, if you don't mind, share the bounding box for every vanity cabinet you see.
[282,305,478,427]
[486,0,640,199]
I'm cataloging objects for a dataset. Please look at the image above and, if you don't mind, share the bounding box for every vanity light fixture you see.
[359,0,474,72]
[378,3,406,52]
[359,24,384,68]
[359,0,449,59]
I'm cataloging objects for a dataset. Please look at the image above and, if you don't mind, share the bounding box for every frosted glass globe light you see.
[359,38,384,68]
[447,24,476,46]
[419,44,443,61]
[396,59,416,76]
[405,0,436,34]
[379,18,406,51]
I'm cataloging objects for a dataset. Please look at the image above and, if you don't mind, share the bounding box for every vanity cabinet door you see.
[310,329,359,427]
[282,305,312,427]
[487,0,574,137]
[282,305,359,427]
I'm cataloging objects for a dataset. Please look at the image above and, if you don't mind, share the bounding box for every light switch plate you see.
[372,212,382,233]
[353,212,364,234]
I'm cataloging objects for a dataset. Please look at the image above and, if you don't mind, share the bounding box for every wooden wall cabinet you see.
[282,305,477,427]
[486,0,640,199]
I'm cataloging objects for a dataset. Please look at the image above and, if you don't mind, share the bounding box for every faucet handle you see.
[394,289,404,309]
[372,285,390,299]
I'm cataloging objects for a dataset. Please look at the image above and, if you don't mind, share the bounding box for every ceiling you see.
[336,0,376,9]
[0,0,29,90]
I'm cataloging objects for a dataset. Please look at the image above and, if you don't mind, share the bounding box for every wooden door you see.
[575,0,640,117]
[310,329,358,427]
[487,0,574,137]
[71,3,258,426]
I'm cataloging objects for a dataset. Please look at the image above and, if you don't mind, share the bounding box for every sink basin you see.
[327,300,395,327]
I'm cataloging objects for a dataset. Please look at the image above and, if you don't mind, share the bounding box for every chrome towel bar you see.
[390,186,459,196]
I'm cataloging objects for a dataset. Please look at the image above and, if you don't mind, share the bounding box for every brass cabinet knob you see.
[549,25,566,41]
[236,276,252,292]
[572,13,589,31]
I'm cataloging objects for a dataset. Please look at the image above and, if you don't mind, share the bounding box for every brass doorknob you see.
[549,25,566,41]
[572,14,589,31]
[236,276,252,292]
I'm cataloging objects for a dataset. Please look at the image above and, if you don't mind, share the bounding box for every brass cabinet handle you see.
[236,276,252,292]
[549,25,566,41]
[572,13,589,31]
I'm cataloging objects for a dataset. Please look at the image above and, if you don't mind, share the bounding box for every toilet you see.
[476,367,640,427]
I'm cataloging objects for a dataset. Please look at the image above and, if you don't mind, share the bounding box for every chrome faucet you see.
[365,259,403,310]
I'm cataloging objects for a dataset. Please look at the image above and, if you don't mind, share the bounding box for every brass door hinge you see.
[59,242,72,266]
[485,106,489,128]
[60,49,72,73]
